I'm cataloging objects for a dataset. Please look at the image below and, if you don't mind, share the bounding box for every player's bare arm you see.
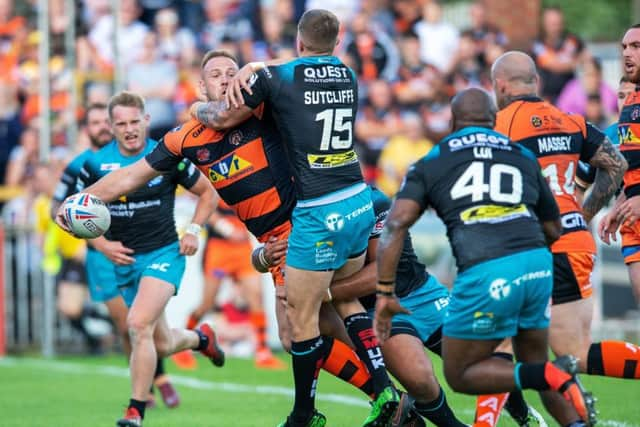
[251,237,287,273]
[179,172,218,256]
[374,199,418,343]
[89,158,160,203]
[583,137,627,223]
[190,100,252,130]
[542,219,562,246]
[329,239,378,302]
[89,236,135,265]
[54,159,160,232]
[599,192,626,244]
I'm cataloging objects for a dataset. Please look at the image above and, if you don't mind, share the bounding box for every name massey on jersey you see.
[538,136,571,153]
[304,89,355,105]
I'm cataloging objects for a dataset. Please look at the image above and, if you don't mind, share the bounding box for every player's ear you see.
[198,79,207,100]
[144,113,151,125]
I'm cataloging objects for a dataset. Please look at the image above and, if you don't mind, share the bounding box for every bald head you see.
[491,51,539,109]
[451,88,497,131]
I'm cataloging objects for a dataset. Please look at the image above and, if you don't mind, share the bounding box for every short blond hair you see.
[107,91,145,119]
[200,50,239,70]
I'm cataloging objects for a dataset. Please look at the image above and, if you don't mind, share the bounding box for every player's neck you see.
[453,122,493,132]
[299,50,333,58]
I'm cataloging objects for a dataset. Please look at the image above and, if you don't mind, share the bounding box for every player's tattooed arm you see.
[583,137,628,223]
[191,100,252,130]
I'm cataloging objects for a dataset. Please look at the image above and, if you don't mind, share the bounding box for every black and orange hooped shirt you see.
[618,88,640,197]
[495,96,604,254]
[146,105,296,240]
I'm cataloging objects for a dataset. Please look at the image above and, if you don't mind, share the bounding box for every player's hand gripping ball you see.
[62,193,111,238]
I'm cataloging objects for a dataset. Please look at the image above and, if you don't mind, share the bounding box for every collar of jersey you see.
[443,125,498,141]
[511,95,543,103]
[295,55,340,65]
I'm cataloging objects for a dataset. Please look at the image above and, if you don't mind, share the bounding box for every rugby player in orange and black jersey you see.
[493,52,640,408]
[146,103,295,244]
[495,96,607,304]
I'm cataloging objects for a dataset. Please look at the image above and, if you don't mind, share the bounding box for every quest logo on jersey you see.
[447,132,510,151]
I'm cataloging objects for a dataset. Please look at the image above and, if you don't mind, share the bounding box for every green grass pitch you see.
[0,353,638,426]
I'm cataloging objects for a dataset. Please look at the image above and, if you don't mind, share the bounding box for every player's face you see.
[110,105,149,155]
[200,56,238,102]
[622,28,640,83]
[617,81,636,112]
[86,108,112,148]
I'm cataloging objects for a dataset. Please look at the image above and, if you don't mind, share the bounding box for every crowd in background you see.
[0,0,625,352]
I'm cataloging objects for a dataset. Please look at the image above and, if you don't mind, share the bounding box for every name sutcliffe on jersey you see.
[304,89,355,105]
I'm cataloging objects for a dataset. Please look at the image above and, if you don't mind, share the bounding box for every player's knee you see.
[402,365,440,401]
[279,326,293,353]
[126,314,153,340]
[443,363,467,393]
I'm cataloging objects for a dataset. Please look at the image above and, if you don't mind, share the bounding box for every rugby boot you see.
[157,381,180,408]
[198,323,226,367]
[390,391,413,427]
[402,409,426,427]
[508,405,548,427]
[363,385,400,427]
[277,410,327,427]
[545,355,596,427]
[116,407,142,427]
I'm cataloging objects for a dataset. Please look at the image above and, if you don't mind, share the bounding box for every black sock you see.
[505,389,529,422]
[195,329,209,351]
[155,358,165,378]
[290,336,330,423]
[516,362,549,390]
[344,313,391,396]
[129,398,146,419]
[586,343,604,375]
[414,387,466,427]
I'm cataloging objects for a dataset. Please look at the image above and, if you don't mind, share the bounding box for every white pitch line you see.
[1,357,638,427]
[0,357,370,408]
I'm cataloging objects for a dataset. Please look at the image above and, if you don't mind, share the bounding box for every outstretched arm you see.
[55,158,161,234]
[86,158,160,203]
[583,137,627,223]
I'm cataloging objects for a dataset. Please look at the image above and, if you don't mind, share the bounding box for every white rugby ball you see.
[62,193,111,238]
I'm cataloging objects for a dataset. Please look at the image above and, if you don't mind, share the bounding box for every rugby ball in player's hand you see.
[62,193,111,239]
